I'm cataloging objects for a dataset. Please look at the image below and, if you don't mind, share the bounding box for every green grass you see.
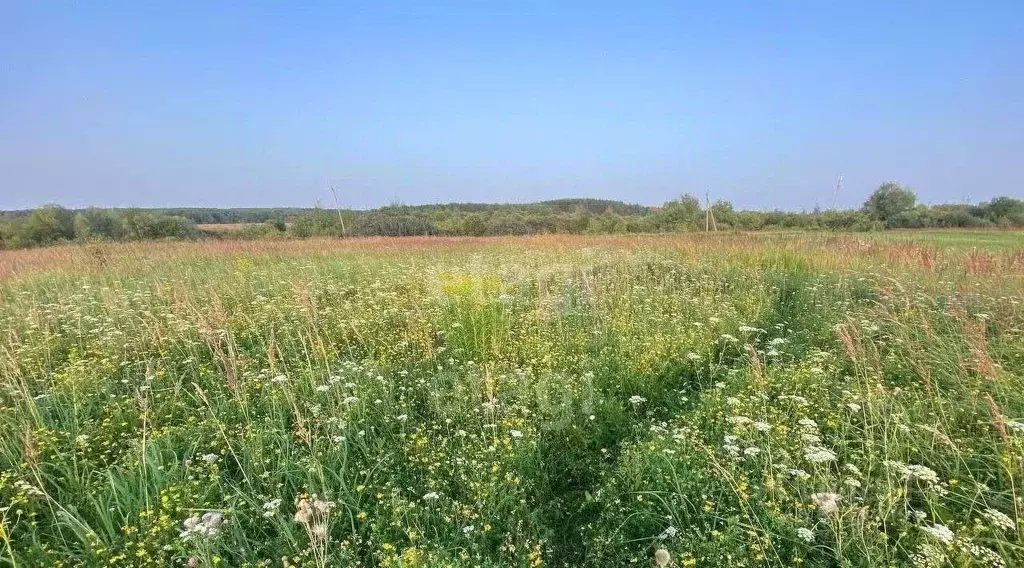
[864,229,1024,250]
[0,233,1022,567]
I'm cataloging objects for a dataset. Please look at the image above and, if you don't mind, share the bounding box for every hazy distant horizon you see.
[3,2,1022,211]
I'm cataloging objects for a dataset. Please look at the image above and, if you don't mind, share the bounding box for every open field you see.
[1,232,1023,567]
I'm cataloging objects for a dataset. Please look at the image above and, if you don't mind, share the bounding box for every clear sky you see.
[2,1,1022,210]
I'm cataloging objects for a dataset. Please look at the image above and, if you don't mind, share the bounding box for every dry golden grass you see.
[0,232,1020,283]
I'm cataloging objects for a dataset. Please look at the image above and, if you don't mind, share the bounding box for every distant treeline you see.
[1,184,1021,249]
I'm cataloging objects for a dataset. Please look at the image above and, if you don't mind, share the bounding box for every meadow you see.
[0,232,1022,567]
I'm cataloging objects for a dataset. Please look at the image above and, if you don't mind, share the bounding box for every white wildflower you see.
[796,527,814,543]
[906,464,939,485]
[982,508,1015,532]
[920,523,954,544]
[728,415,753,426]
[262,499,282,518]
[804,446,837,463]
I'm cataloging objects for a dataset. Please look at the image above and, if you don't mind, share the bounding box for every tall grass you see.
[0,233,1021,567]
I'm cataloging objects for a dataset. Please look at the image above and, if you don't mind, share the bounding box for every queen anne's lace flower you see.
[921,523,954,544]
[982,508,1015,532]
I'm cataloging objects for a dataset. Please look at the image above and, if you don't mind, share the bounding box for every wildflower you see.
[311,523,328,540]
[787,468,811,480]
[270,375,288,383]
[810,492,841,515]
[343,396,359,405]
[315,385,330,392]
[422,492,439,501]
[906,465,939,485]
[743,446,761,457]
[1006,420,1024,435]
[686,352,701,361]
[911,543,945,567]
[728,415,753,426]
[801,432,822,444]
[796,527,814,543]
[262,498,282,518]
[846,402,862,412]
[798,418,817,429]
[628,395,647,406]
[720,334,738,342]
[659,525,679,539]
[804,446,837,463]
[725,396,741,406]
[462,525,474,534]
[982,508,1015,532]
[654,548,671,567]
[920,523,954,544]
[201,453,219,464]
[510,430,523,438]
[958,538,1006,568]
[753,421,771,432]
[180,512,223,540]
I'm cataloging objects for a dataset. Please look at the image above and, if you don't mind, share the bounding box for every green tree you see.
[74,207,125,240]
[863,182,916,226]
[20,205,75,245]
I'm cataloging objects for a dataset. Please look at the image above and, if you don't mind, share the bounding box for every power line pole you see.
[832,174,843,210]
[705,190,717,232]
[329,183,346,237]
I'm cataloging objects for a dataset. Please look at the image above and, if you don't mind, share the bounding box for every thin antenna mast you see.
[329,183,346,237]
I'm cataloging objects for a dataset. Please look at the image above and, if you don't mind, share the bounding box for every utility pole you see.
[832,174,843,210]
[705,190,717,232]
[329,183,346,237]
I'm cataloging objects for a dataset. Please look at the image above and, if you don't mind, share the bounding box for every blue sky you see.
[2,1,1022,210]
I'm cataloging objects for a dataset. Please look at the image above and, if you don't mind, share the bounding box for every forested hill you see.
[0,199,649,224]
